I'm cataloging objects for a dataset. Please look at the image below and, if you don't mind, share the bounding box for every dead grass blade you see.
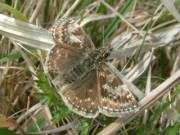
[161,0,180,22]
[0,14,54,51]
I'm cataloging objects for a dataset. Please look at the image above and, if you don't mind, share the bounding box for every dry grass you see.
[0,0,180,135]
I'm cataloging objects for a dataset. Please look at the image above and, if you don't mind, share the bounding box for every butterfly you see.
[46,18,138,118]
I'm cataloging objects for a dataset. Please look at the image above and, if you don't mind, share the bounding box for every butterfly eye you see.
[104,52,109,58]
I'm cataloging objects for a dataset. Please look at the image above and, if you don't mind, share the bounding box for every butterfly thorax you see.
[63,48,109,83]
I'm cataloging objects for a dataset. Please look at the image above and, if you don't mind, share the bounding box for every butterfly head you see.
[90,48,110,64]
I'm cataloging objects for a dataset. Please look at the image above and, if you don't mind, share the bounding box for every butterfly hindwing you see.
[60,70,99,118]
[98,64,138,117]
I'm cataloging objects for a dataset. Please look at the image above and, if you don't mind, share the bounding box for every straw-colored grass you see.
[0,0,179,135]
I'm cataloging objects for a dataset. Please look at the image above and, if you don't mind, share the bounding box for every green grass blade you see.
[0,2,28,22]
[97,0,134,45]
[0,53,21,64]
[0,128,18,135]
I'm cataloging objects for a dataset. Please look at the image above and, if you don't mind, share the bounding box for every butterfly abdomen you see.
[63,55,95,83]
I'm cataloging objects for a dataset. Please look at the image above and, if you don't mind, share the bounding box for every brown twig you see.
[29,0,44,23]
[27,120,77,135]
[62,0,81,18]
[0,118,26,135]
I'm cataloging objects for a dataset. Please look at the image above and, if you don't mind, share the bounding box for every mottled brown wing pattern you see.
[46,44,84,88]
[46,18,139,118]
[46,18,99,117]
[60,70,99,118]
[98,64,138,117]
[46,18,94,89]
[51,18,94,50]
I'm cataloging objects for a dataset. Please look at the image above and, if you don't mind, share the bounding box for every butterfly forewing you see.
[51,18,94,50]
[47,18,94,89]
[46,45,85,88]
